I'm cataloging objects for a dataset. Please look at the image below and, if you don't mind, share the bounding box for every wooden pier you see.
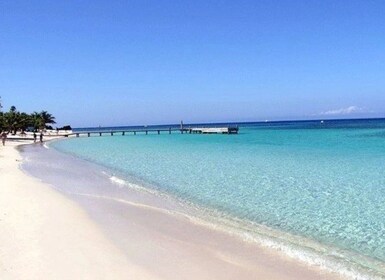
[70,126,238,138]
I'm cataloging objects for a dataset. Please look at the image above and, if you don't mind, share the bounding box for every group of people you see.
[0,131,44,146]
[33,132,44,143]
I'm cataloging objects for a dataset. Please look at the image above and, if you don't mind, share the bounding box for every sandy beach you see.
[0,141,341,280]
[0,141,158,280]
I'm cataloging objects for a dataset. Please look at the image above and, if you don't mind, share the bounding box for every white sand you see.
[0,141,342,280]
[0,142,158,280]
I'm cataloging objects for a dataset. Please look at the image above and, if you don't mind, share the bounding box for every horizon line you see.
[74,116,385,129]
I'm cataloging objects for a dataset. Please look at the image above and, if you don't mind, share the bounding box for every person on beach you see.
[1,131,7,146]
[33,132,37,142]
[39,132,43,143]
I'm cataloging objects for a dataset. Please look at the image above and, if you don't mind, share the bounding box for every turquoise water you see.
[52,119,385,278]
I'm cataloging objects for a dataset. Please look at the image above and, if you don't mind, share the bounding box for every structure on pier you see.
[187,127,239,134]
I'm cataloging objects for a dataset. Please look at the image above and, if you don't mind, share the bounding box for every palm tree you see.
[17,112,32,132]
[3,106,20,134]
[0,102,58,133]
[0,112,4,131]
[31,112,44,130]
[3,106,32,134]
[40,110,56,126]
[31,111,56,130]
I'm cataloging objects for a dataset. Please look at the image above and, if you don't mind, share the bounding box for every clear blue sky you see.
[1,0,384,127]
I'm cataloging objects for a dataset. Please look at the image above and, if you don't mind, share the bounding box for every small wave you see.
[108,175,161,195]
[109,176,127,187]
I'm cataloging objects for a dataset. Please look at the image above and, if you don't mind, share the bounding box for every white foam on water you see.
[108,174,161,196]
[109,175,127,187]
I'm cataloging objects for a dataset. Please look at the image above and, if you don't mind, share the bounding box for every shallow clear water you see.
[52,119,385,278]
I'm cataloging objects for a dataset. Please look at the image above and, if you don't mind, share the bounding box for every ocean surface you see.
[43,119,385,278]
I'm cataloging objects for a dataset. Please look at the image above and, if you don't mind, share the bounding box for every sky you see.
[1,0,385,127]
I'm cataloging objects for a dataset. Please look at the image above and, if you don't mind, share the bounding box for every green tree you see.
[0,112,4,131]
[0,102,57,133]
[3,106,20,134]
[40,110,56,126]
[31,112,44,130]
[30,111,56,130]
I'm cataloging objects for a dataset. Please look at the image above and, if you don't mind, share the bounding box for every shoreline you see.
[2,140,341,279]
[0,141,158,279]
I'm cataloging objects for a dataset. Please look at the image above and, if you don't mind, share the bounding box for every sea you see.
[21,119,385,279]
